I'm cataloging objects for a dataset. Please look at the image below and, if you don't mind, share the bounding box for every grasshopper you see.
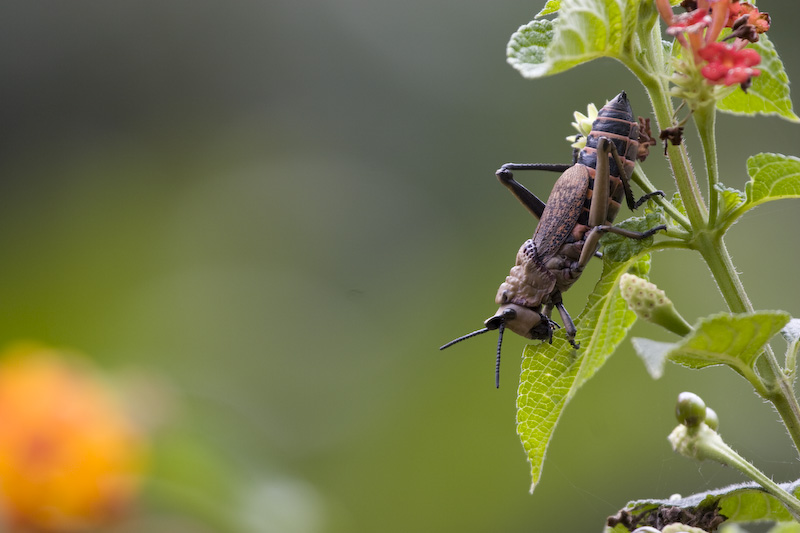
[441,92,665,387]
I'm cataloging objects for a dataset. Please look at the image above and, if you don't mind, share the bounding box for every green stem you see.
[697,235,800,452]
[629,26,708,231]
[670,423,800,521]
[634,72,708,231]
[649,239,693,253]
[694,103,719,228]
[628,28,800,452]
[787,338,799,378]
[631,167,692,231]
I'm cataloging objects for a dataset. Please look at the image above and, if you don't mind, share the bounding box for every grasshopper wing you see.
[532,164,590,258]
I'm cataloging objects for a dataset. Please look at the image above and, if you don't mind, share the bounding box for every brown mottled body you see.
[490,92,663,349]
[440,92,665,387]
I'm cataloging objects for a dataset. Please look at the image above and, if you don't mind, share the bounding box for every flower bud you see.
[619,273,693,336]
[676,391,706,428]
[704,406,719,431]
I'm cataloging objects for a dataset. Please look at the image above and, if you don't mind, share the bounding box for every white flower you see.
[565,102,598,150]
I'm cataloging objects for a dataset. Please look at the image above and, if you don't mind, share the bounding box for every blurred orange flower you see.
[0,343,148,532]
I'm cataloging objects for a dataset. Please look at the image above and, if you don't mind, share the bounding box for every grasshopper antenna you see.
[440,316,510,388]
[495,321,505,389]
[439,327,491,350]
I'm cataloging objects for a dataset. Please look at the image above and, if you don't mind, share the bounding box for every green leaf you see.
[516,339,578,492]
[605,480,800,532]
[507,0,642,79]
[717,35,800,122]
[575,251,651,388]
[600,208,665,263]
[670,192,687,216]
[715,183,746,218]
[535,0,561,17]
[507,20,555,77]
[745,153,800,208]
[665,311,790,376]
[722,153,800,227]
[517,249,651,491]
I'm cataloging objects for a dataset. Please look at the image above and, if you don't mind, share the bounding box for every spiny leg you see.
[578,223,667,268]
[580,138,666,268]
[550,291,579,349]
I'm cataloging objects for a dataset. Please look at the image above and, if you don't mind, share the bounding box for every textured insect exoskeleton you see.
[441,92,666,387]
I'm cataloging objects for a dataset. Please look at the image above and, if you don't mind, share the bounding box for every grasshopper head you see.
[484,304,547,340]
[439,305,554,388]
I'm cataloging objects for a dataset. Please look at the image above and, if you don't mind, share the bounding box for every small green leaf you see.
[722,153,800,227]
[745,153,800,207]
[717,35,800,122]
[670,192,687,216]
[715,183,746,218]
[600,209,665,263]
[606,480,800,532]
[517,249,651,491]
[667,311,790,376]
[631,337,673,379]
[535,0,561,17]
[508,0,642,79]
[507,20,555,77]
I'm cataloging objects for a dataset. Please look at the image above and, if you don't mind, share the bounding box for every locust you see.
[441,92,666,387]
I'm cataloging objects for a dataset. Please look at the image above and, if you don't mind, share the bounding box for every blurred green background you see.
[1,1,799,531]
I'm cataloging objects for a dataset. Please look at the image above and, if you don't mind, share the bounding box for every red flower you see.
[698,41,760,86]
[656,0,769,94]
[727,2,771,33]
[666,9,711,36]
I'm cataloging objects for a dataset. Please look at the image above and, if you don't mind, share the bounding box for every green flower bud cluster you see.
[620,273,693,336]
[668,393,800,520]
[675,391,718,431]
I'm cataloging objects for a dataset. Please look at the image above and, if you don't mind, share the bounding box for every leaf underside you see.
[507,0,640,79]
